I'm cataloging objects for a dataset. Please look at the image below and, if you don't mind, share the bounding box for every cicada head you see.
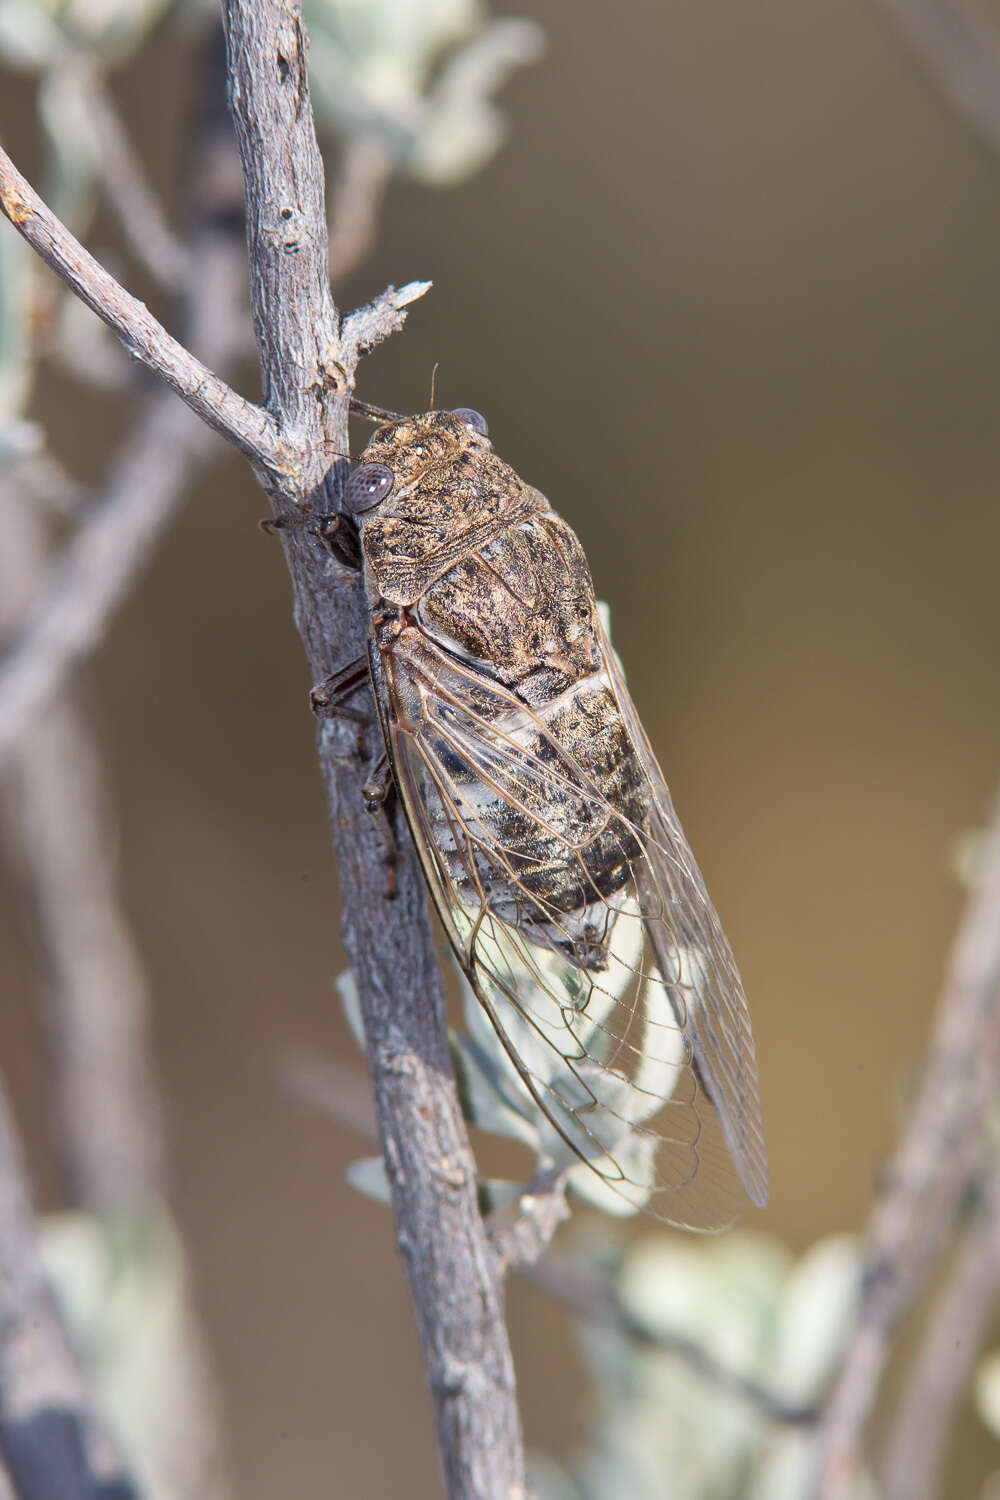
[345,407,539,607]
[352,408,491,498]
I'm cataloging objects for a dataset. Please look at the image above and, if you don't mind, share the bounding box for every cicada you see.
[330,404,767,1230]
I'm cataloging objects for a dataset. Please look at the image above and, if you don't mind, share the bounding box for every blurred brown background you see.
[4,0,1000,1493]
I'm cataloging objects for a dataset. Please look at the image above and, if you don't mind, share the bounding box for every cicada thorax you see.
[358,412,648,970]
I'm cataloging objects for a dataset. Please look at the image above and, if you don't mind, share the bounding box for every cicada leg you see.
[309,657,371,727]
[315,511,362,571]
[260,491,362,574]
[310,664,397,899]
[362,748,398,901]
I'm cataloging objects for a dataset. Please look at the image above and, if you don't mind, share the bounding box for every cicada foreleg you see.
[315,510,362,572]
[260,486,363,574]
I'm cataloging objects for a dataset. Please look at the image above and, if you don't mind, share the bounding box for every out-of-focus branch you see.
[816,781,1000,1498]
[0,147,283,472]
[0,52,246,1496]
[64,60,193,294]
[877,0,1000,158]
[15,454,85,519]
[282,1048,569,1269]
[282,1050,809,1421]
[0,387,214,769]
[279,1049,379,1143]
[0,133,248,767]
[0,92,403,763]
[0,490,165,1213]
[0,1084,140,1500]
[1,486,231,1500]
[327,139,390,285]
[524,1246,819,1428]
[879,1149,1000,1500]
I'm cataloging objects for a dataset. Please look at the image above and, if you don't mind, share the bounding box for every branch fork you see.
[1,2,532,1494]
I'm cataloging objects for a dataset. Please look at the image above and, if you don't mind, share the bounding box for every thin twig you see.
[327,138,391,285]
[0,40,405,762]
[0,147,283,474]
[282,1050,810,1422]
[816,781,1000,1497]
[876,0,1000,158]
[282,1048,570,1268]
[0,50,245,1493]
[0,1082,140,1500]
[524,1247,820,1428]
[220,3,527,1495]
[15,454,86,519]
[65,59,193,294]
[0,486,231,1500]
[0,390,214,769]
[279,1050,379,1142]
[0,134,249,767]
[485,1170,570,1273]
[340,280,433,369]
[0,487,166,1212]
[879,1151,1000,1500]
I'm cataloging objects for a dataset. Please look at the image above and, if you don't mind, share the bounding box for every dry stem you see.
[816,783,1000,1497]
[0,1085,140,1500]
[0,147,283,473]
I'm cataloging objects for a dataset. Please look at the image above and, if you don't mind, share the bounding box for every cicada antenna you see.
[429,361,440,410]
[320,438,352,463]
[349,398,405,424]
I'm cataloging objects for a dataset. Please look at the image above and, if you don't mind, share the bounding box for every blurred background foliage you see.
[532,1232,869,1500]
[3,0,1000,1497]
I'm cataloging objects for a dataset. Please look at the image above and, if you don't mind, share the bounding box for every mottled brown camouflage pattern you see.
[356,410,646,962]
[346,408,768,1225]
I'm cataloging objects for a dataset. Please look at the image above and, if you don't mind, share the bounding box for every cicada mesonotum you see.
[332,404,767,1230]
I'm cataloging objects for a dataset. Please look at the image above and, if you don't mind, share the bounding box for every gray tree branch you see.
[0,148,283,473]
[815,781,1000,1498]
[0,1083,140,1500]
[878,1149,1000,1500]
[0,484,230,1500]
[326,139,391,285]
[69,60,193,294]
[1,4,531,1490]
[877,0,1000,157]
[0,487,166,1213]
[0,124,249,767]
[0,46,399,764]
[280,1050,812,1424]
[0,388,217,769]
[219,0,527,1492]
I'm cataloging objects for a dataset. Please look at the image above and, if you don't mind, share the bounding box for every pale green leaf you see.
[346,1154,391,1203]
[772,1235,863,1404]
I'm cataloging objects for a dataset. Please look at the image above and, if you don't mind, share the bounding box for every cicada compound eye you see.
[343,462,394,514]
[451,407,489,436]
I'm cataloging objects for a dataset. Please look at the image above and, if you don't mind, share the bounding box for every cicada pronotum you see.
[327,403,767,1230]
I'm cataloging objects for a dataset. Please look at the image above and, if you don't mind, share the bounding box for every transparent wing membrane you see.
[375,628,768,1230]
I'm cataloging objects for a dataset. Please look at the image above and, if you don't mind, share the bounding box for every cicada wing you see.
[592,613,769,1210]
[372,627,764,1229]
